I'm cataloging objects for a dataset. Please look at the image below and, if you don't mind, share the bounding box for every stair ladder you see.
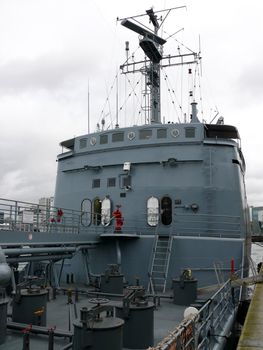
[148,235,172,294]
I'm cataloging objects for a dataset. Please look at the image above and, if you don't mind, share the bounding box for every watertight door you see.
[147,196,159,226]
[101,197,111,226]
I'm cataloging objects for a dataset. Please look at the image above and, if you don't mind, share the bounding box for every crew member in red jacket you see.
[112,205,123,232]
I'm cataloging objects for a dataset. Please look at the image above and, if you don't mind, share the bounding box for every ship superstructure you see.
[54,7,250,291]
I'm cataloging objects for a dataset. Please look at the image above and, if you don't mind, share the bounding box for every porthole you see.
[171,128,180,138]
[90,137,97,146]
[128,131,135,140]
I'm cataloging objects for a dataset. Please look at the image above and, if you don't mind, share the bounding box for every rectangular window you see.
[123,175,131,187]
[157,128,167,139]
[79,138,87,149]
[100,134,108,144]
[112,132,124,142]
[92,179,100,188]
[185,127,196,138]
[139,129,152,139]
[107,178,116,187]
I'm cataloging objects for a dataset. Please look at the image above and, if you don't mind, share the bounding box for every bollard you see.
[67,289,72,304]
[52,287,57,300]
[74,288,79,303]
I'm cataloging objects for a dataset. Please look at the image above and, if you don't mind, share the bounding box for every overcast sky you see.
[0,0,262,207]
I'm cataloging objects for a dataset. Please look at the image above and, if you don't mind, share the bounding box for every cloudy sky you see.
[0,0,262,207]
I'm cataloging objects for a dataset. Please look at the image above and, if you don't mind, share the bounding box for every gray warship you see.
[0,7,251,350]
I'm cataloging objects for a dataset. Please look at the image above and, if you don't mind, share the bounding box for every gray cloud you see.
[236,61,263,102]
[0,51,102,94]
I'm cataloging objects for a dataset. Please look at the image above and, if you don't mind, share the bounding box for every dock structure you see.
[251,235,263,242]
[237,268,263,349]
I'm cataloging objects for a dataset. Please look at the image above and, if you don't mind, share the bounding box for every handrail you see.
[148,279,239,350]
[0,197,242,238]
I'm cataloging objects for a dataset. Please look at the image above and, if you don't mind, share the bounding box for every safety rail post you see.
[14,201,18,229]
[35,204,40,231]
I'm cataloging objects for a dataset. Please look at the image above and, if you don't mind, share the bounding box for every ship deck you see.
[1,284,189,350]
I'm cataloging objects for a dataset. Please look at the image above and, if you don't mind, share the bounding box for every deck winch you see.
[116,285,154,349]
[72,298,124,350]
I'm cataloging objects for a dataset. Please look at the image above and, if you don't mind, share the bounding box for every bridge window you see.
[139,129,152,139]
[100,134,108,144]
[93,198,101,225]
[185,127,195,138]
[81,199,92,226]
[147,196,159,226]
[79,138,87,149]
[161,196,172,225]
[112,132,124,142]
[157,128,167,139]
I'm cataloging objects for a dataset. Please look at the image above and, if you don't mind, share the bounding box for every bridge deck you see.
[237,269,263,349]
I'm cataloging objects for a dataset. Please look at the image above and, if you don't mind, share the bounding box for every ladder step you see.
[154,258,167,262]
[152,271,165,274]
[152,272,165,276]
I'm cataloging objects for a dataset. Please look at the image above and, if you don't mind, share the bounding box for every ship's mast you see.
[119,7,200,125]
[121,8,165,124]
[145,9,161,124]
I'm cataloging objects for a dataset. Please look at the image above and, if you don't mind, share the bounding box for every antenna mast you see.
[119,7,200,125]
[121,8,165,124]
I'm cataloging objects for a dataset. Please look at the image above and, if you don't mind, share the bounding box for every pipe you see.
[0,246,12,286]
[3,244,93,256]
[6,254,73,263]
[7,321,73,338]
[61,344,72,350]
[59,288,124,298]
[3,247,78,255]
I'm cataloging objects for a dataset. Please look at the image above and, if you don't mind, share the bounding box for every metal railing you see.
[0,198,82,234]
[148,280,239,350]
[0,197,242,238]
